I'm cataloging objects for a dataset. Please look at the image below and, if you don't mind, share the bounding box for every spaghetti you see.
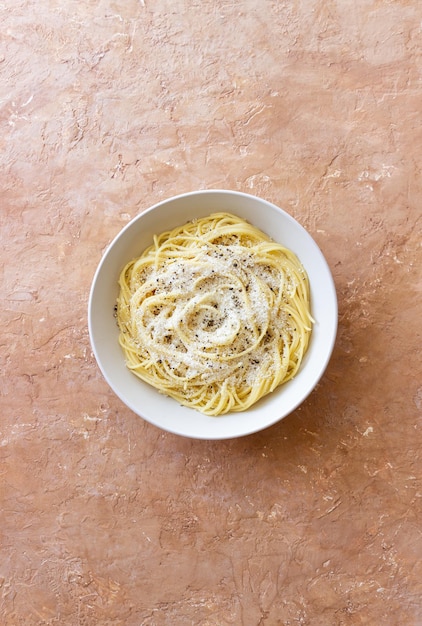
[116,212,313,416]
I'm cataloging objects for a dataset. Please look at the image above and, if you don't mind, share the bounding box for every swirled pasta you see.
[116,212,313,416]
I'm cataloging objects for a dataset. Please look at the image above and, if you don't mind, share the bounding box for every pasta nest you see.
[117,213,313,416]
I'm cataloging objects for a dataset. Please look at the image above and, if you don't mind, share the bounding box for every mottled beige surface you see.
[1,0,422,624]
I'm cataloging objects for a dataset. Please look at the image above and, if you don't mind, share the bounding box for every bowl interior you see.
[88,190,337,439]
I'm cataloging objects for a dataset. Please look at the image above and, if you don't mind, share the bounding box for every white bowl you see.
[88,190,337,439]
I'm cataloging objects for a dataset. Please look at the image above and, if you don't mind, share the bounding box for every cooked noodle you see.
[116,212,313,416]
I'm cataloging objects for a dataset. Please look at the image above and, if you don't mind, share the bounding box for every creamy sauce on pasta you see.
[117,213,313,415]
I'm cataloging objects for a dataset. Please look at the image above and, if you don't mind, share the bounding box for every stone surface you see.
[1,0,422,624]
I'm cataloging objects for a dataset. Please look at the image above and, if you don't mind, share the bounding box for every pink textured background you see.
[1,0,421,623]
